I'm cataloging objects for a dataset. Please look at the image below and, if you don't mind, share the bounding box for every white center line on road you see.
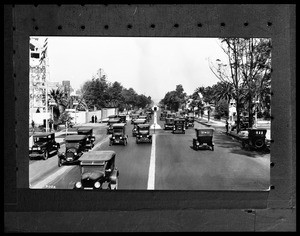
[147,133,156,190]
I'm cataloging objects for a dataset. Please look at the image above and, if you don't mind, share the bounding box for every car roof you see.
[112,123,126,127]
[195,128,215,131]
[174,118,185,121]
[77,127,93,131]
[109,118,121,122]
[33,132,54,137]
[137,124,150,128]
[134,118,146,123]
[65,134,87,141]
[79,150,116,162]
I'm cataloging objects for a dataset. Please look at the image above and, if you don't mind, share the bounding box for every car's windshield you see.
[34,137,48,143]
[113,128,123,135]
[138,129,149,134]
[166,119,174,124]
[66,141,80,148]
[82,165,105,174]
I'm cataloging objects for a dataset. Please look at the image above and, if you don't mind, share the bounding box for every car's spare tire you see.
[254,138,265,149]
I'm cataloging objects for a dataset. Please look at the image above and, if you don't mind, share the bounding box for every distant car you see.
[29,132,60,160]
[164,117,174,130]
[132,118,147,137]
[117,114,127,124]
[172,118,186,134]
[109,123,128,146]
[160,112,167,121]
[186,116,195,128]
[77,127,95,150]
[138,115,148,122]
[107,118,121,134]
[131,114,140,124]
[193,128,215,151]
[241,128,267,150]
[136,124,152,144]
[57,134,88,167]
[74,150,119,190]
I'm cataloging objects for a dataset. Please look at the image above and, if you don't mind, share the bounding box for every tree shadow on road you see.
[213,134,269,158]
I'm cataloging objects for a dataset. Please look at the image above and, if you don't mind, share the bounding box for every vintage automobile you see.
[193,128,215,151]
[241,128,267,150]
[164,117,175,130]
[172,118,186,134]
[146,111,152,119]
[138,115,148,123]
[132,118,147,137]
[131,114,140,124]
[109,123,128,146]
[117,114,127,124]
[186,116,195,128]
[160,111,167,121]
[74,150,119,190]
[107,118,121,134]
[29,132,60,160]
[57,134,88,167]
[230,116,251,131]
[77,127,95,150]
[136,124,152,144]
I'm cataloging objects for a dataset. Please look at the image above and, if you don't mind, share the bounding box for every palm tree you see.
[213,81,234,118]
[48,88,68,122]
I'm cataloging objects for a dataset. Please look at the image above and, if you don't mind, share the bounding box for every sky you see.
[34,36,229,104]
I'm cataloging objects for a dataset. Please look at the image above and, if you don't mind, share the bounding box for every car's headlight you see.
[37,147,41,150]
[94,182,101,188]
[74,152,77,155]
[113,137,115,139]
[120,137,122,139]
[75,182,82,188]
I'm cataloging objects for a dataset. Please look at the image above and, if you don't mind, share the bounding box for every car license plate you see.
[32,147,38,150]
[115,140,119,143]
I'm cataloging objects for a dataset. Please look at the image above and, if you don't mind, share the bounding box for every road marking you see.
[150,111,162,130]
[147,133,156,190]
[93,136,110,149]
[30,165,74,189]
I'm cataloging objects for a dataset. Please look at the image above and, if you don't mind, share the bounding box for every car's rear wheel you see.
[211,146,214,151]
[124,139,127,146]
[43,151,48,160]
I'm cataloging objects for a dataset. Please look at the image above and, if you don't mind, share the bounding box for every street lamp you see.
[254,98,260,128]
[49,98,56,131]
[73,99,79,125]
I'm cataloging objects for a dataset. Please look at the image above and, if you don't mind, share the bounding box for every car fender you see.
[110,169,119,184]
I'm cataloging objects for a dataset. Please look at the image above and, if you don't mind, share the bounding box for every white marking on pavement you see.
[30,166,74,189]
[93,136,110,149]
[150,111,161,130]
[147,134,156,190]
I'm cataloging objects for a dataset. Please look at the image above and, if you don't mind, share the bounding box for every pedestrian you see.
[225,118,229,134]
[49,119,53,132]
[31,120,35,133]
[95,115,97,123]
[91,115,94,123]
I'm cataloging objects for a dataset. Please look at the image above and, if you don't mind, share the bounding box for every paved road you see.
[30,111,270,190]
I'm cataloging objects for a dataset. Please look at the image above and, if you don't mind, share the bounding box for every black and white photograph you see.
[29,36,271,191]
